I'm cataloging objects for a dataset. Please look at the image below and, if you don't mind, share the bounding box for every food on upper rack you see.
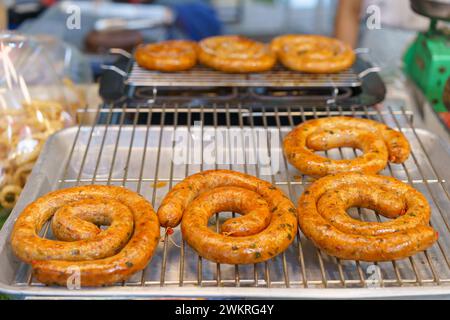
[198,35,276,73]
[85,29,143,54]
[0,100,67,209]
[157,170,297,264]
[270,35,356,73]
[298,173,438,261]
[283,117,411,177]
[135,40,199,72]
[10,185,160,287]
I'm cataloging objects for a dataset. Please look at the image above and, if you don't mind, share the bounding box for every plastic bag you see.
[33,35,93,114]
[0,32,75,211]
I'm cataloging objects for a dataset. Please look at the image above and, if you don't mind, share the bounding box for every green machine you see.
[404,0,450,112]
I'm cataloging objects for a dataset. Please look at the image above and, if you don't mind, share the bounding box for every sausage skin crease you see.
[298,173,438,261]
[10,185,160,287]
[157,170,297,264]
[283,117,411,176]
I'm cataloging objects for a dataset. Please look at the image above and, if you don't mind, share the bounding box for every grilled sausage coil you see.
[298,173,438,261]
[270,35,356,73]
[11,185,160,287]
[157,170,297,264]
[283,117,411,177]
[135,40,198,72]
[198,35,276,73]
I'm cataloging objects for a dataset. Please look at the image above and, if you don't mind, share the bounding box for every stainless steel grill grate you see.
[3,104,450,298]
[126,63,362,88]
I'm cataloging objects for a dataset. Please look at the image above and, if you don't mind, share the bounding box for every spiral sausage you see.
[283,117,411,177]
[10,185,160,287]
[157,170,297,264]
[298,173,438,261]
[198,35,276,73]
[135,40,198,72]
[270,35,356,73]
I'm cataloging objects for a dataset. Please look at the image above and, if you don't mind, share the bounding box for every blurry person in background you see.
[335,0,429,76]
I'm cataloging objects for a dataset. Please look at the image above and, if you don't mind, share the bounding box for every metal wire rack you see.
[126,63,362,88]
[5,103,450,298]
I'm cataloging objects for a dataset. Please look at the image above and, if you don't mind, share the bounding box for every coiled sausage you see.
[135,40,198,72]
[271,35,355,73]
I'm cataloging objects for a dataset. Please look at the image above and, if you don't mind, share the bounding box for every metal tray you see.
[1,105,450,299]
[99,56,385,108]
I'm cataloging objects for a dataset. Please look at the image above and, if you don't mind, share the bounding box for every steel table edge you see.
[2,284,450,300]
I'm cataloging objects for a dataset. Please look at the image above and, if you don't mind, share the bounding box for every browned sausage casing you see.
[298,173,438,261]
[10,185,160,287]
[283,117,411,177]
[157,170,297,264]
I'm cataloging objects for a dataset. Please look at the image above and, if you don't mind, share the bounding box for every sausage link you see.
[270,35,356,73]
[298,173,438,261]
[198,36,276,73]
[11,185,160,287]
[283,117,411,177]
[135,40,198,72]
[158,170,297,264]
